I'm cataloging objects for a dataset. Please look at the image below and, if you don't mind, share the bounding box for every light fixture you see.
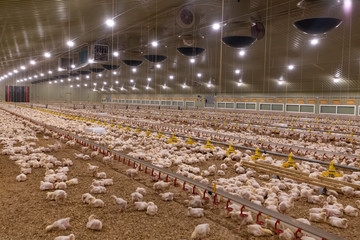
[110,87,114,91]
[20,66,26,70]
[71,64,76,69]
[70,85,73,88]
[58,67,64,72]
[67,40,75,47]
[190,58,195,63]
[344,0,352,11]
[34,75,38,78]
[132,86,136,90]
[76,84,80,87]
[103,81,107,85]
[13,69,18,73]
[132,68,137,73]
[333,76,340,83]
[169,75,174,80]
[101,88,105,91]
[182,83,187,88]
[162,84,167,89]
[113,71,117,75]
[113,51,119,57]
[151,41,158,47]
[75,77,79,80]
[278,80,284,85]
[86,75,90,79]
[120,86,124,91]
[310,38,319,45]
[88,59,94,63]
[93,83,97,86]
[237,79,243,86]
[40,73,44,76]
[115,81,119,84]
[212,22,220,30]
[60,79,63,83]
[30,60,36,65]
[239,50,246,56]
[8,72,12,76]
[54,80,58,83]
[146,85,149,90]
[93,88,96,91]
[67,78,71,81]
[98,73,102,77]
[147,77,152,81]
[44,52,51,58]
[105,19,115,27]
[197,73,202,78]
[207,83,212,88]
[130,79,134,83]
[288,65,295,70]
[156,64,161,69]
[48,70,53,74]
[235,69,240,74]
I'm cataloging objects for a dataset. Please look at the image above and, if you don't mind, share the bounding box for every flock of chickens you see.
[2,103,360,239]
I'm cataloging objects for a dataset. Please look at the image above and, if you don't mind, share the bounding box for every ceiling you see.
[1,0,359,95]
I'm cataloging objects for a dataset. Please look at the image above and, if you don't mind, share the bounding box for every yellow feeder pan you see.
[250,148,265,161]
[328,131,331,135]
[156,130,164,138]
[281,152,297,169]
[203,139,214,149]
[110,123,114,127]
[308,128,311,133]
[290,127,294,131]
[135,127,141,133]
[146,128,152,136]
[167,134,179,144]
[186,136,195,144]
[226,143,236,156]
[117,125,123,129]
[125,125,131,131]
[97,120,102,124]
[321,160,342,178]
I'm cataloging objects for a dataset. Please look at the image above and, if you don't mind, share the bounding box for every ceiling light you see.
[121,87,124,91]
[132,86,136,90]
[197,73,202,78]
[151,41,158,47]
[105,19,115,27]
[8,72,12,76]
[60,79,63,83]
[93,88,96,91]
[344,0,352,11]
[75,77,79,80]
[169,75,174,80]
[49,82,52,84]
[58,67,64,72]
[54,80,57,83]
[278,80,284,85]
[113,71,117,75]
[93,83,97,86]
[182,83,187,88]
[115,80,119,84]
[190,58,195,63]
[207,83,212,88]
[130,79,134,83]
[34,75,38,78]
[30,60,36,65]
[110,87,114,91]
[310,38,319,45]
[13,69,18,73]
[40,73,44,76]
[239,50,246,56]
[28,77,32,80]
[162,84,167,89]
[103,81,107,85]
[77,84,80,87]
[101,88,105,91]
[68,78,71,81]
[156,64,161,69]
[48,70,53,74]
[20,66,26,70]
[88,59,94,63]
[44,52,51,58]
[146,85,149,90]
[98,73,102,77]
[86,75,90,79]
[147,77,152,81]
[71,64,76,69]
[333,77,340,83]
[70,85,73,88]
[132,68,137,73]
[235,69,240,74]
[288,65,295,70]
[237,81,243,86]
[212,22,220,30]
[67,40,75,47]
[113,51,119,57]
